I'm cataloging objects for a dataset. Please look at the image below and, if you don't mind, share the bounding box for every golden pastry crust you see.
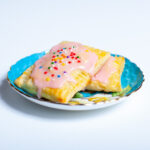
[86,56,125,92]
[15,43,110,103]
[15,66,91,103]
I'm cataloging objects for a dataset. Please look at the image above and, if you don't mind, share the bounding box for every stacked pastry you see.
[15,41,125,103]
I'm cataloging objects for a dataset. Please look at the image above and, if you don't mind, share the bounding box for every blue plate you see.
[7,52,144,109]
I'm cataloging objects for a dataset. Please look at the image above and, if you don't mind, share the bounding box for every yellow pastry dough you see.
[15,42,110,103]
[86,56,125,92]
[15,66,91,103]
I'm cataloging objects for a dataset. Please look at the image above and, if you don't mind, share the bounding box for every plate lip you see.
[7,52,145,108]
[7,72,145,108]
[7,77,129,110]
[7,76,118,107]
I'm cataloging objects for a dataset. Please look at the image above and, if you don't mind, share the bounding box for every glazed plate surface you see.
[7,52,144,110]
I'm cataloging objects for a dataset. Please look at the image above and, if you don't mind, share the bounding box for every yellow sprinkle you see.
[58,57,63,60]
[62,63,66,66]
[85,50,89,52]
[45,77,50,81]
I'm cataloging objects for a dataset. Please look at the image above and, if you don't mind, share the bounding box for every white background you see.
[0,0,150,150]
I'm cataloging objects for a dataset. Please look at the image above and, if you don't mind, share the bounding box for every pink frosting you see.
[92,56,116,84]
[31,42,98,97]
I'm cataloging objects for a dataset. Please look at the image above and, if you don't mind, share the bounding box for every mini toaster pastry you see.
[15,41,110,103]
[86,56,125,92]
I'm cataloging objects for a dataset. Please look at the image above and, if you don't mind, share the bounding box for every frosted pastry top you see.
[92,56,116,84]
[31,42,98,97]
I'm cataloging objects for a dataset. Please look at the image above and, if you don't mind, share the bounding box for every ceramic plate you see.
[7,52,144,110]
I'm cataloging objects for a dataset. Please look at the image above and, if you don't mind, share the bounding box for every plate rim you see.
[7,52,145,109]
[7,74,144,110]
[7,78,129,110]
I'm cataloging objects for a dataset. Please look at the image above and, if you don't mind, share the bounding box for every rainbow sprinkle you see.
[39,66,43,69]
[45,77,50,81]
[38,45,89,83]
[51,74,55,77]
[57,75,61,78]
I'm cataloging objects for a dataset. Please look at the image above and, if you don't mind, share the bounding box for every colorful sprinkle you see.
[71,56,74,59]
[61,54,66,58]
[69,48,71,50]
[59,57,63,60]
[63,55,66,58]
[63,48,66,49]
[68,61,72,64]
[51,74,55,77]
[63,71,67,73]
[59,60,62,63]
[76,56,80,58]
[70,52,76,56]
[77,60,81,63]
[54,61,57,63]
[61,49,63,51]
[39,66,43,69]
[53,52,56,54]
[57,75,61,78]
[52,55,55,58]
[51,62,54,64]
[72,46,75,48]
[62,63,66,66]
[57,50,60,52]
[56,55,59,57]
[59,52,62,54]
[44,71,48,74]
[48,67,51,69]
[45,77,50,81]
[85,50,89,52]
[54,67,58,70]
[67,56,70,58]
